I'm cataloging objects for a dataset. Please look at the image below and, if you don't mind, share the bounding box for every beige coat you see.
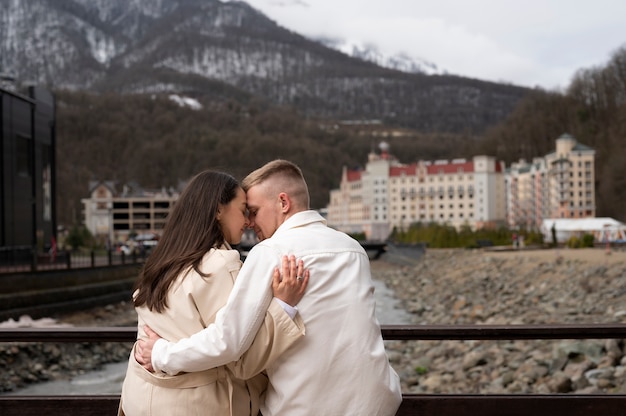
[119,246,305,416]
[150,212,401,415]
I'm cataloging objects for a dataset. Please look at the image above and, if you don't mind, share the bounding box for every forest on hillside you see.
[474,45,626,221]
[55,46,626,226]
[54,92,466,225]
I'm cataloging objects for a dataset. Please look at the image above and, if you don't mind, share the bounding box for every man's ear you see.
[278,192,290,213]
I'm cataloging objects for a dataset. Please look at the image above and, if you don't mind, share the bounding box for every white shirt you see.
[152,210,402,416]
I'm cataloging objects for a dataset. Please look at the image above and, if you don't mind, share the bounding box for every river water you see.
[5,278,412,395]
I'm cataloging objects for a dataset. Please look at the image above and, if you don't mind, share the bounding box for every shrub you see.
[65,224,95,250]
[581,233,595,247]
[415,366,428,375]
[566,236,581,248]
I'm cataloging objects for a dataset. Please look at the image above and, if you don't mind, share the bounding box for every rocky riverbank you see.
[2,247,626,394]
[0,303,136,392]
[376,247,626,394]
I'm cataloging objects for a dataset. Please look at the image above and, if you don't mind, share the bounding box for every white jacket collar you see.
[273,210,326,237]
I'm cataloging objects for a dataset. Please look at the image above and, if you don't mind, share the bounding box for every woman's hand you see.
[272,254,309,306]
[135,325,162,372]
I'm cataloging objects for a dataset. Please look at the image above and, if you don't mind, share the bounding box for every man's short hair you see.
[242,160,310,209]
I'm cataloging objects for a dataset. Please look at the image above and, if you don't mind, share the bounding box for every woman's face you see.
[218,187,249,245]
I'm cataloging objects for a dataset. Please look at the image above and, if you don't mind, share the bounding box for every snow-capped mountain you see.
[318,38,443,76]
[0,0,529,133]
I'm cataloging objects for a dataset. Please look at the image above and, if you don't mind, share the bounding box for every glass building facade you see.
[1,85,56,253]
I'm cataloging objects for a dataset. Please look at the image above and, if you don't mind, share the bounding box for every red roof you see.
[389,164,417,176]
[426,161,474,175]
[346,170,362,182]
[345,159,502,182]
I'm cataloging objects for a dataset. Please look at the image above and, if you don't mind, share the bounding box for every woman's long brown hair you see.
[133,170,240,312]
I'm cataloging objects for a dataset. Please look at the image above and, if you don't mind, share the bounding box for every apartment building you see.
[327,142,506,240]
[82,181,180,243]
[506,133,595,230]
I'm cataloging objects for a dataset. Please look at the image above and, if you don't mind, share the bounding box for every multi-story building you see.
[1,85,56,253]
[327,142,506,240]
[82,181,180,244]
[547,134,596,219]
[505,157,549,230]
[506,133,595,230]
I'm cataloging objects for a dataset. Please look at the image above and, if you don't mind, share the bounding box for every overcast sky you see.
[234,0,626,90]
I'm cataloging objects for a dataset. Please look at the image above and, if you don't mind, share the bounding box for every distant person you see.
[136,160,402,416]
[119,170,309,416]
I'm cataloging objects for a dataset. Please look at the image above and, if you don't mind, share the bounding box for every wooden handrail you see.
[2,393,626,416]
[0,326,137,342]
[380,323,626,340]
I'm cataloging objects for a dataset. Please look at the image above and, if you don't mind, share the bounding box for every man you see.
[136,159,402,415]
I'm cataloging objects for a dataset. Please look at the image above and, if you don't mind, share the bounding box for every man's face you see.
[246,184,280,241]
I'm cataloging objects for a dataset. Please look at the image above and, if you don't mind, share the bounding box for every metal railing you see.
[0,247,146,274]
[2,324,626,415]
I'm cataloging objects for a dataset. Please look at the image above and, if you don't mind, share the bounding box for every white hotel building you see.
[327,143,507,241]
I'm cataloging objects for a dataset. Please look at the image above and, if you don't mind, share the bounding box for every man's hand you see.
[272,255,309,306]
[135,325,162,372]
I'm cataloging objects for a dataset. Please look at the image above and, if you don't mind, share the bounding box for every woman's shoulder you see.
[177,247,242,292]
[200,245,242,272]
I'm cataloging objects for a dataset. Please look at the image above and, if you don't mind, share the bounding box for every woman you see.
[119,170,308,415]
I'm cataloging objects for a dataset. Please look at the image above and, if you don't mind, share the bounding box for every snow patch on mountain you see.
[169,94,203,110]
[317,37,443,75]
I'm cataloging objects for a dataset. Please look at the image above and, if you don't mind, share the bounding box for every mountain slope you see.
[0,0,529,133]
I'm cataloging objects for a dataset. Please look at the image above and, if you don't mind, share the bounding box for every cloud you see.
[266,0,309,8]
[239,0,626,89]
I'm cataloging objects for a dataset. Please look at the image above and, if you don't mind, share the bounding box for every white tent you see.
[541,217,626,244]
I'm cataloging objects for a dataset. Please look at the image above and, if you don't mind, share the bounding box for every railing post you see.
[108,249,112,266]
[90,251,95,267]
[121,251,125,265]
[30,247,37,272]
[66,250,71,269]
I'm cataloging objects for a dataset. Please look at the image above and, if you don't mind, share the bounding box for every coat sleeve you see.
[227,300,305,379]
[151,244,278,374]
